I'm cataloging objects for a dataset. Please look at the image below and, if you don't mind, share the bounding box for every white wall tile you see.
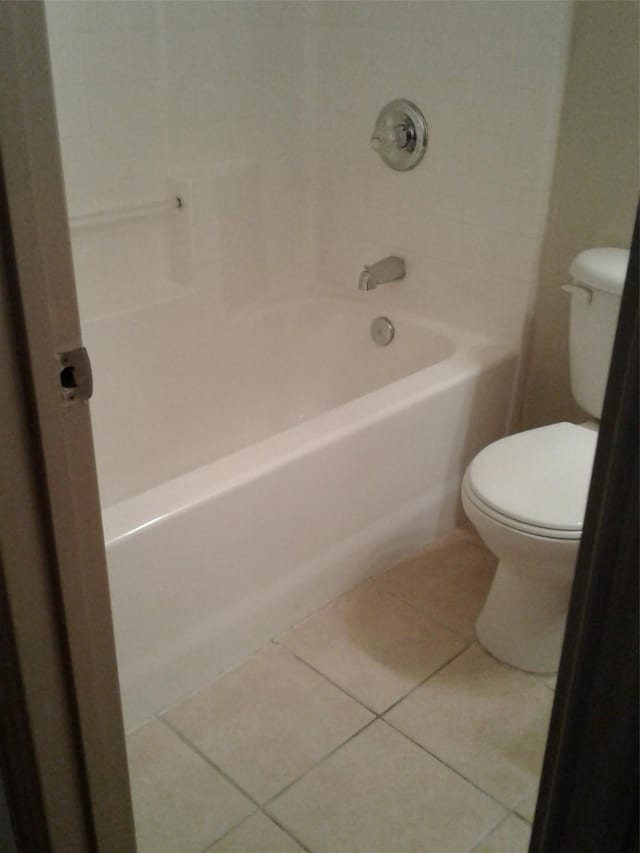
[54,83,91,137]
[84,1,125,32]
[310,1,572,339]
[493,235,541,283]
[87,82,138,135]
[46,29,86,84]
[45,1,86,33]
[89,132,141,184]
[84,30,132,82]
[127,29,167,81]
[46,0,572,341]
[122,1,159,33]
[59,134,94,187]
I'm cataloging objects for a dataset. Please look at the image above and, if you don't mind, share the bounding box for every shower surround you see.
[46,1,573,727]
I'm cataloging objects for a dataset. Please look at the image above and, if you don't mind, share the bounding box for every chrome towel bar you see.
[69,195,183,230]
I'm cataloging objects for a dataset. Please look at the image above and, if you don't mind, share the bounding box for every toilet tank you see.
[563,248,629,419]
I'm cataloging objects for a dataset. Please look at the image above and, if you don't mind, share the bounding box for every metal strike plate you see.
[370,99,428,171]
[58,347,93,403]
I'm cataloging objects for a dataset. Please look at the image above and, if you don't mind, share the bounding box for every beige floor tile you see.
[269,720,505,853]
[126,719,253,853]
[207,813,304,852]
[514,787,539,823]
[375,534,497,638]
[474,814,532,852]
[164,643,373,803]
[280,581,466,713]
[385,645,553,808]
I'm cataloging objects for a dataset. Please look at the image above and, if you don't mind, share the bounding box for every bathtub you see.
[86,291,517,729]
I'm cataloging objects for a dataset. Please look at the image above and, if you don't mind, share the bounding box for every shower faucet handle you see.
[370,99,428,171]
[371,122,414,154]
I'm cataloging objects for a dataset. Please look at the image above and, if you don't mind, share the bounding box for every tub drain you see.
[371,316,395,346]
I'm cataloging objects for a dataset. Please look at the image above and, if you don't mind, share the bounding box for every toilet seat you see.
[464,422,597,540]
[462,478,582,541]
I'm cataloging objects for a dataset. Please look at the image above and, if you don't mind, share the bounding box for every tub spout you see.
[359,267,372,290]
[358,256,405,291]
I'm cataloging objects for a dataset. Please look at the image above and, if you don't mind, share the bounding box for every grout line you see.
[465,811,514,853]
[380,643,472,716]
[378,717,513,813]
[273,639,379,715]
[367,564,494,641]
[277,624,473,722]
[274,526,488,653]
[157,715,264,810]
[198,810,313,853]
[467,810,533,853]
[264,812,313,852]
[158,710,376,850]
[510,810,534,826]
[511,785,539,824]
[128,531,522,851]
[510,811,534,829]
[160,715,311,852]
[262,717,379,807]
[150,641,473,846]
[367,574,478,639]
[198,813,255,853]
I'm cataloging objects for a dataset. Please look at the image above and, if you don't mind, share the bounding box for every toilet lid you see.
[466,423,598,532]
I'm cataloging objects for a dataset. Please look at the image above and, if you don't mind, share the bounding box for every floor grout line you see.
[367,573,483,641]
[511,785,539,824]
[154,641,503,848]
[277,628,473,722]
[127,529,547,851]
[378,717,514,813]
[156,715,264,808]
[159,715,314,852]
[465,811,515,853]
[380,642,473,716]
[262,811,313,852]
[271,526,487,652]
[158,709,376,850]
[466,809,533,853]
[198,808,313,853]
[197,813,254,853]
[273,639,380,714]
[262,717,379,807]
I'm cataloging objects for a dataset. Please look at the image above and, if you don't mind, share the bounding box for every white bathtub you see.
[87,292,517,729]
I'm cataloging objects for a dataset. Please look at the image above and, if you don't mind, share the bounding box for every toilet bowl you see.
[461,247,628,673]
[462,422,597,672]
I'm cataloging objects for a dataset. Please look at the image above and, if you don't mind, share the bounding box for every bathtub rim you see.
[103,298,516,547]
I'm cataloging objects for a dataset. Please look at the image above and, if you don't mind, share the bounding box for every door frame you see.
[0,2,135,850]
[530,212,639,852]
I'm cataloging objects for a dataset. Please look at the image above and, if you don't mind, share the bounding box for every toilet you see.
[462,248,629,673]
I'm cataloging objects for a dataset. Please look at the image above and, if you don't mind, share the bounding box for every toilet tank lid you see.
[569,248,629,295]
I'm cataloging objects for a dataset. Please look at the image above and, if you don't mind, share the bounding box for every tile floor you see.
[126,527,555,852]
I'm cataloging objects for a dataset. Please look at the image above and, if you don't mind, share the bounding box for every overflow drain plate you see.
[371,316,395,347]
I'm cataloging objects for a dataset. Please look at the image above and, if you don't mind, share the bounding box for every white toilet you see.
[462,248,629,673]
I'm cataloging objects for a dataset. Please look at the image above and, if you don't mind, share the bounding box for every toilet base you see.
[475,562,573,673]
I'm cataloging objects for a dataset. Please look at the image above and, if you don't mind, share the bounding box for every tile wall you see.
[46,1,573,344]
[46,0,315,321]
[306,1,573,341]
[46,0,174,319]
